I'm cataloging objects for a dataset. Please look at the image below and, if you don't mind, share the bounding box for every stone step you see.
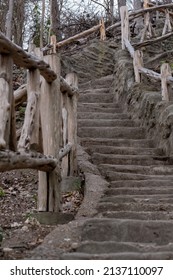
[105,187,173,196]
[93,154,167,166]
[80,138,155,148]
[110,180,173,188]
[81,219,173,244]
[79,93,114,103]
[80,75,114,90]
[74,240,173,254]
[87,146,162,156]
[99,164,173,175]
[77,106,122,113]
[78,127,146,139]
[81,88,110,95]
[100,194,173,204]
[78,119,139,128]
[106,172,173,181]
[97,202,173,212]
[78,102,120,109]
[61,251,173,260]
[101,211,173,220]
[78,112,129,119]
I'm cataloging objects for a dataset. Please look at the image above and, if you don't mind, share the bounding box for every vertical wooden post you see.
[65,73,78,176]
[61,93,69,178]
[18,44,40,152]
[143,0,149,9]
[120,6,129,50]
[133,50,143,83]
[38,36,61,212]
[100,18,106,41]
[161,63,172,101]
[0,54,16,150]
[162,10,172,36]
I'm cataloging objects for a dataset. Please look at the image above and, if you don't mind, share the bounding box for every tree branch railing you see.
[120,5,173,102]
[42,19,106,52]
[0,33,79,213]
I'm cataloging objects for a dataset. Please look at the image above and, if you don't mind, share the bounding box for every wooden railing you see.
[120,4,173,101]
[0,18,107,213]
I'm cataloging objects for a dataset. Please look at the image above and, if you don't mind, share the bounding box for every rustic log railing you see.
[0,32,79,212]
[120,5,173,101]
[0,15,104,212]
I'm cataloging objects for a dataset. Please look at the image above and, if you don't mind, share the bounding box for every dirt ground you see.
[0,169,83,259]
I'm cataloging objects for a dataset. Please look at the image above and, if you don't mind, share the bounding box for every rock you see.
[21,225,29,232]
[0,227,3,244]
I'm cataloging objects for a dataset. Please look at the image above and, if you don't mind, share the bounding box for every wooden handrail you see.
[0,32,57,83]
[0,150,58,172]
[107,3,173,32]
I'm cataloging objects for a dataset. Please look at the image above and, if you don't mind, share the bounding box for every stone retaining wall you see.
[112,50,173,156]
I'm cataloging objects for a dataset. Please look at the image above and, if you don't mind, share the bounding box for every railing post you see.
[0,54,16,151]
[161,63,172,101]
[65,73,78,176]
[100,18,106,41]
[61,93,69,177]
[120,6,129,50]
[162,10,172,36]
[38,36,61,212]
[133,50,143,83]
[18,43,40,152]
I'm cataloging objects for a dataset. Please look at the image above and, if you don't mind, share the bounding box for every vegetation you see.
[0,187,5,197]
[2,1,171,49]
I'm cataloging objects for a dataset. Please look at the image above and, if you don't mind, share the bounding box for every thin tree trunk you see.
[5,0,14,39]
[109,0,114,24]
[50,0,61,41]
[118,0,126,18]
[40,0,46,48]
[133,0,143,35]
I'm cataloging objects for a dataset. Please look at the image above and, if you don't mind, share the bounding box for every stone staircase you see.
[62,74,173,260]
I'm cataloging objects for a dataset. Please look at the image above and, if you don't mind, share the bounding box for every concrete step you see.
[79,93,114,103]
[87,146,162,156]
[97,202,173,212]
[81,88,110,95]
[74,240,173,254]
[61,251,173,260]
[80,75,114,90]
[99,164,173,175]
[78,127,146,139]
[77,106,122,114]
[81,218,173,244]
[101,211,173,220]
[78,102,120,109]
[110,180,173,188]
[105,187,173,196]
[102,172,173,180]
[93,154,167,166]
[77,106,122,113]
[100,194,173,204]
[78,112,129,119]
[78,119,139,128]
[80,138,155,148]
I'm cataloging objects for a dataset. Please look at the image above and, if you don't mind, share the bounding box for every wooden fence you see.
[120,3,173,101]
[0,19,106,213]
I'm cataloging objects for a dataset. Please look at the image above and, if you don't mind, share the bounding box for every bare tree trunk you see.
[133,0,143,35]
[118,0,126,18]
[40,0,46,48]
[13,0,25,47]
[109,0,114,24]
[50,0,61,41]
[5,0,14,39]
